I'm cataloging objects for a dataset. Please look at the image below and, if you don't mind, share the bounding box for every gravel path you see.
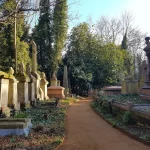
[57,98,150,150]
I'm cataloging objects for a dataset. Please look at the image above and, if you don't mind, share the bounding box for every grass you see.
[0,97,79,150]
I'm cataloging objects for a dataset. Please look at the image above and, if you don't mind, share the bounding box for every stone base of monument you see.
[121,79,138,94]
[0,118,32,136]
[47,86,65,98]
[140,81,150,100]
[2,106,11,118]
[102,86,122,96]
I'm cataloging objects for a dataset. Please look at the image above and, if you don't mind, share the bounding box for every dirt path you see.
[57,98,150,150]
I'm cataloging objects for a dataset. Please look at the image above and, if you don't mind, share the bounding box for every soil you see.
[57,98,150,150]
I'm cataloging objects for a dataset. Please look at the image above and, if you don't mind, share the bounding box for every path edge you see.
[90,103,150,147]
[55,100,80,150]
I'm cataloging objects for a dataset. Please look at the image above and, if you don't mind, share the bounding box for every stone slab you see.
[0,128,30,136]
[0,119,32,136]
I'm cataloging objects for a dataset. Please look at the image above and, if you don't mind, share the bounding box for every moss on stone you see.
[0,71,15,79]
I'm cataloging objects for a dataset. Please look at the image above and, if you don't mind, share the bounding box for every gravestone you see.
[0,78,10,117]
[8,67,19,110]
[63,65,69,96]
[26,63,36,102]
[47,73,65,98]
[16,63,30,108]
[140,37,150,100]
[121,76,138,94]
[40,72,49,100]
[30,40,41,99]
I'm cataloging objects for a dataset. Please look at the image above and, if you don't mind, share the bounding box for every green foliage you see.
[33,0,53,79]
[122,111,135,125]
[0,71,14,79]
[0,0,31,71]
[14,111,28,118]
[53,0,68,71]
[121,33,128,50]
[58,22,125,95]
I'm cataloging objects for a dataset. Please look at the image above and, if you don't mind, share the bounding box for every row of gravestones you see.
[0,63,49,117]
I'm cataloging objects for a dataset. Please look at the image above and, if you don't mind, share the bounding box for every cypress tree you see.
[53,0,68,72]
[121,32,128,50]
[33,0,53,80]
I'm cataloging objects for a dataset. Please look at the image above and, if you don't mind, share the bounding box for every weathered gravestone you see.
[30,40,41,99]
[0,78,10,117]
[16,63,30,108]
[40,72,49,100]
[63,65,69,96]
[8,67,19,110]
[26,63,36,102]
[47,73,65,98]
[140,37,150,99]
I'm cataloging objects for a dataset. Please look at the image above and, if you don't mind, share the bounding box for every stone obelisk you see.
[63,65,69,96]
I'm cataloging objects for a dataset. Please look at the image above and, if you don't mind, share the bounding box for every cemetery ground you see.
[91,94,150,144]
[0,97,79,150]
[57,97,150,150]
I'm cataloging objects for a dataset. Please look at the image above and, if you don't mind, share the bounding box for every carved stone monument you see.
[139,60,148,88]
[140,37,150,100]
[16,63,30,108]
[40,72,49,100]
[8,67,19,110]
[26,63,36,102]
[0,78,10,117]
[47,73,65,98]
[121,77,138,94]
[63,65,69,96]
[30,40,41,99]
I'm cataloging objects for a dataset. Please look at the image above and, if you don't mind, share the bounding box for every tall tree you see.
[0,0,31,71]
[121,32,128,50]
[53,0,68,72]
[33,0,53,80]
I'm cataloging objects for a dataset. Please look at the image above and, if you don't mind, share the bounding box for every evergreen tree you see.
[0,0,31,71]
[33,0,53,80]
[53,0,68,71]
[121,32,128,50]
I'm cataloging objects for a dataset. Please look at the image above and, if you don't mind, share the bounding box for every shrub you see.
[122,111,135,125]
[102,100,112,114]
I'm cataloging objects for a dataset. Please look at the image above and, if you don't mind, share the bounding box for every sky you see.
[68,0,150,35]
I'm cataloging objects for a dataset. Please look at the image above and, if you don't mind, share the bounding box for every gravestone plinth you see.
[121,78,138,94]
[47,73,65,98]
[140,37,150,100]
[32,72,41,99]
[0,78,10,117]
[28,80,36,102]
[40,79,48,100]
[17,80,30,108]
[16,63,30,108]
[26,64,36,102]
[8,79,20,110]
